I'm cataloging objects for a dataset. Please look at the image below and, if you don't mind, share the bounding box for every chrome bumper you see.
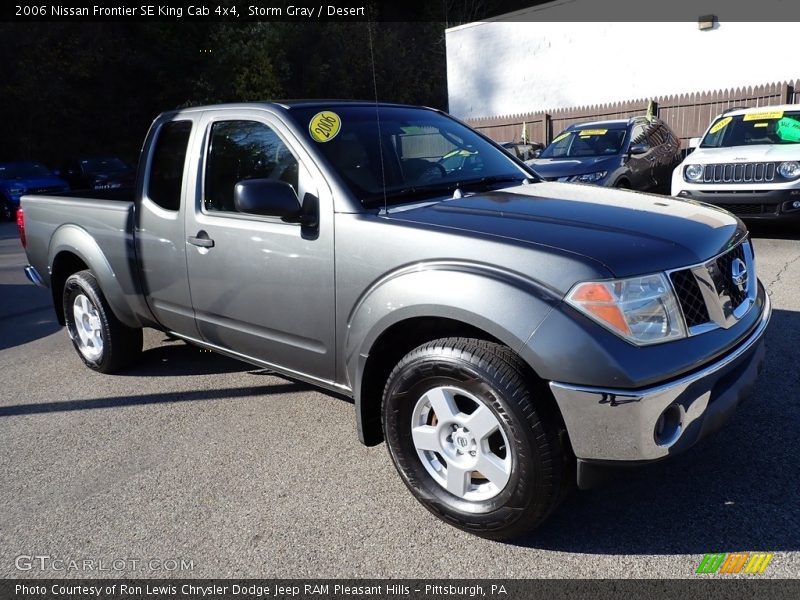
[550,292,771,462]
[24,265,46,287]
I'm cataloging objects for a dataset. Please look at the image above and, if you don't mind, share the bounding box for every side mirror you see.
[629,143,649,155]
[234,179,302,220]
[531,149,542,159]
[688,137,701,149]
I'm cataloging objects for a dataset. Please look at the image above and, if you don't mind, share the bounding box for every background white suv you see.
[672,105,800,219]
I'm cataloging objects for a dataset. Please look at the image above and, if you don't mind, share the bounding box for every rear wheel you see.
[382,338,568,539]
[63,270,142,373]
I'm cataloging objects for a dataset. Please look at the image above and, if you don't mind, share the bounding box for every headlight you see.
[566,273,687,345]
[570,171,607,183]
[684,164,704,181]
[778,161,800,179]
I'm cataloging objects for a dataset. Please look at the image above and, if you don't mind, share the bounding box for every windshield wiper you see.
[362,175,534,207]
[456,175,533,189]
[362,182,461,207]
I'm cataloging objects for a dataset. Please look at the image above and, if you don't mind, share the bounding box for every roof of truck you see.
[166,100,434,115]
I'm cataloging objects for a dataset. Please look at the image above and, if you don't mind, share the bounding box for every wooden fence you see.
[467,80,799,149]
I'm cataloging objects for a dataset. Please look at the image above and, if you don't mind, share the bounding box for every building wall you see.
[446,9,799,120]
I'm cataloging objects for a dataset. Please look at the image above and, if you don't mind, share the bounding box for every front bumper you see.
[550,291,770,466]
[675,188,800,219]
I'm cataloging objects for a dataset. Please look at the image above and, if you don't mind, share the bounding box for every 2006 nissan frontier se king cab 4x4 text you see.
[18,102,770,539]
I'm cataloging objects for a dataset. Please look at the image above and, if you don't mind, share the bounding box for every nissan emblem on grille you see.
[677,241,755,332]
[731,258,748,293]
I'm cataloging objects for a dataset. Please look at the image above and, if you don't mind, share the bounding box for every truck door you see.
[184,110,336,382]
[135,116,200,336]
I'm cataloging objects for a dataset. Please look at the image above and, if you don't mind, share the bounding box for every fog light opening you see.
[654,403,684,447]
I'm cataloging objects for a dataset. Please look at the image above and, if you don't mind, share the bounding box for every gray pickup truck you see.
[19,102,770,539]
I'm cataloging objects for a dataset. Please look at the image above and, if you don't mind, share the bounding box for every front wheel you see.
[63,270,142,373]
[382,338,569,539]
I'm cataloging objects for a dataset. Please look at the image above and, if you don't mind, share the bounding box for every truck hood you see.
[526,155,620,180]
[386,182,745,278]
[686,144,800,164]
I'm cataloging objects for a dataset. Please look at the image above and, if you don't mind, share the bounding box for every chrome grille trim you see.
[702,162,775,183]
[666,239,757,336]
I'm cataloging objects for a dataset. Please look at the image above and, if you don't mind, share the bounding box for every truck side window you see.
[148,120,192,211]
[204,120,299,213]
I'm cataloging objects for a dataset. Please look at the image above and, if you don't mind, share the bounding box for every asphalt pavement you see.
[1,219,798,579]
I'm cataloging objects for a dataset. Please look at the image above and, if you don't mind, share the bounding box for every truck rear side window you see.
[148,120,192,211]
[204,120,299,213]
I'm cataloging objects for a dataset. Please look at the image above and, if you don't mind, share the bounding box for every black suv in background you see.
[526,117,681,193]
[59,157,135,191]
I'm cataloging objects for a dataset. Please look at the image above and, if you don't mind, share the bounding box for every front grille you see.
[716,203,778,216]
[702,162,775,183]
[670,269,710,327]
[669,241,754,333]
[715,243,748,307]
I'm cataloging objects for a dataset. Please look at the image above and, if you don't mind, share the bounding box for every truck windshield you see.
[287,105,532,206]
[0,162,53,179]
[701,111,800,147]
[539,128,627,158]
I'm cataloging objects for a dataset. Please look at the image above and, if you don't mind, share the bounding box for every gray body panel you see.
[20,101,769,462]
[20,195,155,329]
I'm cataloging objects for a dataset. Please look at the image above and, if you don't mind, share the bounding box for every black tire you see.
[614,180,631,189]
[382,337,568,540]
[63,270,142,373]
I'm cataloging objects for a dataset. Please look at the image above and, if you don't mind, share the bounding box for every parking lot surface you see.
[1,219,798,579]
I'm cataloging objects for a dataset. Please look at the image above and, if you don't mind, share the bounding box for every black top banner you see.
[4,0,800,22]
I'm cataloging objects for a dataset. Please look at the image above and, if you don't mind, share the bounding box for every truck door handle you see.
[188,232,215,248]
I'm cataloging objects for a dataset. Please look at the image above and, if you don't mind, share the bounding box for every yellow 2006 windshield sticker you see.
[578,129,607,136]
[709,117,732,134]
[552,132,571,143]
[743,110,784,121]
[309,111,341,142]
[753,122,769,128]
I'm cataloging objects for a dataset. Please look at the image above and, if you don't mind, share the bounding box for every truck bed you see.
[21,192,147,327]
[53,188,136,202]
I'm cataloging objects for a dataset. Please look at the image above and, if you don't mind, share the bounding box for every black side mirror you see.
[234,179,302,220]
[531,149,542,159]
[629,143,649,156]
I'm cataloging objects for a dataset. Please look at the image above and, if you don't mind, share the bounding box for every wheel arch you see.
[345,266,563,446]
[48,224,142,328]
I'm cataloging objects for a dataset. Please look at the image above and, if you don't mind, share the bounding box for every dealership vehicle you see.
[527,117,681,192]
[19,102,769,539]
[672,105,800,219]
[58,156,135,191]
[500,141,542,162]
[0,161,69,221]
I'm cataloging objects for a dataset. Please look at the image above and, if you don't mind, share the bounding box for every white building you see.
[445,0,799,120]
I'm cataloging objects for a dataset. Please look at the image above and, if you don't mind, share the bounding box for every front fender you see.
[345,262,562,433]
[48,224,143,328]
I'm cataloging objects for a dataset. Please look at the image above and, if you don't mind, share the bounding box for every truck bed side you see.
[21,193,156,328]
